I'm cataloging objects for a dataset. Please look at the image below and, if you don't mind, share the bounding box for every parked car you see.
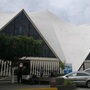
[57,71,90,88]
[84,68,90,74]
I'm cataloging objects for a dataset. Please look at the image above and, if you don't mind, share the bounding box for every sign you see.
[64,63,72,74]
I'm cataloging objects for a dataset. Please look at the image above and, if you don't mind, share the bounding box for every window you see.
[67,73,77,77]
[77,73,89,76]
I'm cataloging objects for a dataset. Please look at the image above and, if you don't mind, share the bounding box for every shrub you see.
[63,80,73,86]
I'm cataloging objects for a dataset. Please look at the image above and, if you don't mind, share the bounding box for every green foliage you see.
[59,61,65,70]
[0,34,42,66]
[56,73,65,76]
[63,80,73,86]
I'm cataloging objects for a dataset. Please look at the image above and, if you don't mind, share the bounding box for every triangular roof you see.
[53,20,90,71]
[28,10,66,62]
[0,9,66,62]
[0,9,24,30]
[29,10,88,71]
[0,9,90,71]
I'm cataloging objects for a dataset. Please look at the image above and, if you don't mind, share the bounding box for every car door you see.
[74,72,90,85]
[65,72,78,83]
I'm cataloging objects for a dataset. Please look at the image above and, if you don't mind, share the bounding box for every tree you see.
[0,34,42,83]
[0,34,42,65]
[59,61,65,74]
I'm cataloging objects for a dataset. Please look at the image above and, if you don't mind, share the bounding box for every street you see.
[76,87,90,90]
[0,81,90,90]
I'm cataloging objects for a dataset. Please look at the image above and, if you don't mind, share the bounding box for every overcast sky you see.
[0,0,90,25]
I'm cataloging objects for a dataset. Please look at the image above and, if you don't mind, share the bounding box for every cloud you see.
[48,0,90,25]
[0,0,49,12]
[0,0,90,25]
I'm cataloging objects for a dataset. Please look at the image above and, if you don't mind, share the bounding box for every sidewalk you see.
[0,81,50,90]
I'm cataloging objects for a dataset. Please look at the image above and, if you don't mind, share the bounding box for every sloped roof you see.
[0,9,24,30]
[0,13,16,29]
[0,9,90,71]
[28,10,66,62]
[0,9,66,62]
[53,22,90,71]
[29,10,88,71]
[29,10,90,71]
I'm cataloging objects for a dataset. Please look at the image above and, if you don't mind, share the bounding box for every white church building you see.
[0,9,90,76]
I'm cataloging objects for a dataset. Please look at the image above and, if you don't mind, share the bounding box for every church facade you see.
[0,9,63,76]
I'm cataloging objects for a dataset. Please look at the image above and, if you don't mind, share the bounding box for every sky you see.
[0,0,90,25]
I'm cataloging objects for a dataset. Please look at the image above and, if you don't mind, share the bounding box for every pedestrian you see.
[17,67,23,83]
[40,67,43,77]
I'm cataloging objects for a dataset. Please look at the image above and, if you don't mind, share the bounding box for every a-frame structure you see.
[0,9,56,58]
[0,9,66,76]
[79,53,90,71]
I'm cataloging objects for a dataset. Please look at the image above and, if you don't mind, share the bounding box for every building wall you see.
[30,59,60,76]
[0,11,61,76]
[84,60,90,69]
[0,60,12,76]
[79,60,90,71]
[0,58,60,76]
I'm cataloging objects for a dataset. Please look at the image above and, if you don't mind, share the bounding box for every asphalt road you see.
[0,81,49,90]
[0,81,90,90]
[76,87,90,90]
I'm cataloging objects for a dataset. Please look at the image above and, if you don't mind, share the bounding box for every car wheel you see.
[87,81,90,88]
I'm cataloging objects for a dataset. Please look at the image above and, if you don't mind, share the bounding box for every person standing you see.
[17,67,23,83]
[40,67,43,77]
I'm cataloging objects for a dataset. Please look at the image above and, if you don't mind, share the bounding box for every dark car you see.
[57,71,90,88]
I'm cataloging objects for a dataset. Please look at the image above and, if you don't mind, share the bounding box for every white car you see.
[58,71,90,88]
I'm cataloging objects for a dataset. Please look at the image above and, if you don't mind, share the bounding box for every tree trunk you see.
[11,67,14,83]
